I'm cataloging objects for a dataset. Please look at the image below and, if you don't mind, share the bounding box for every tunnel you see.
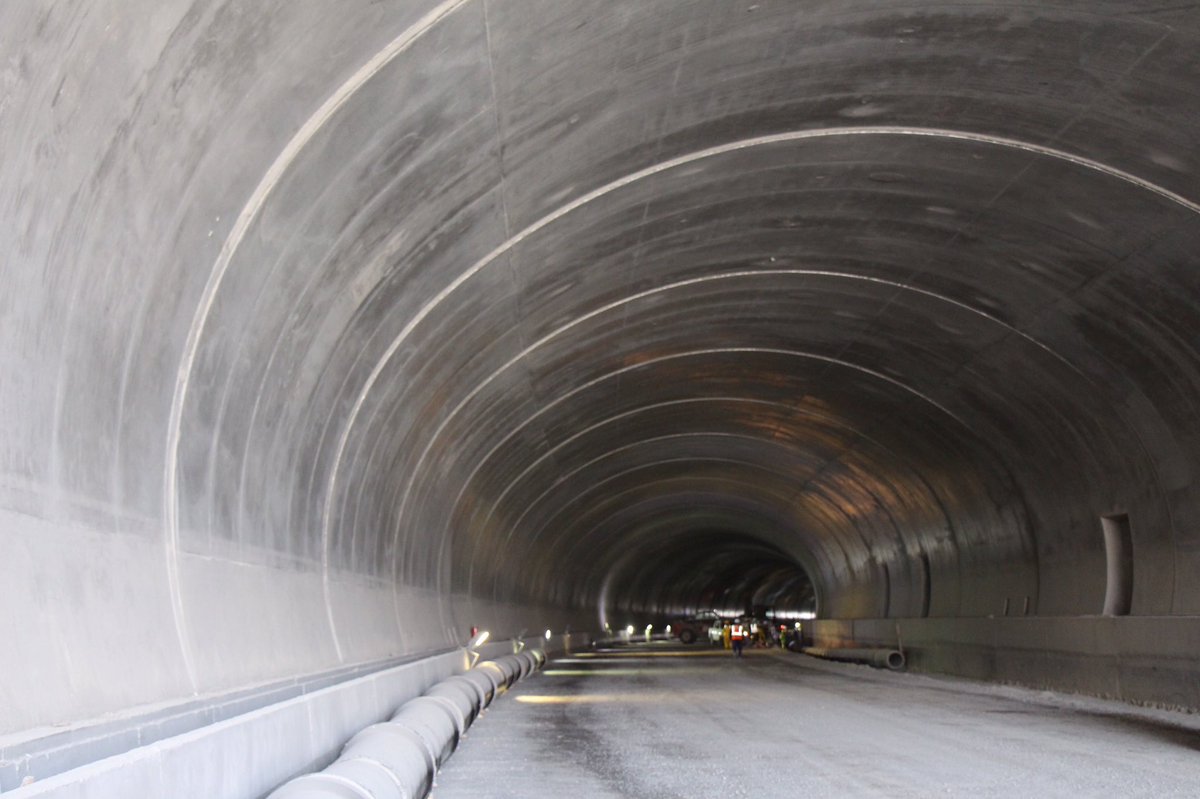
[2,1,1199,795]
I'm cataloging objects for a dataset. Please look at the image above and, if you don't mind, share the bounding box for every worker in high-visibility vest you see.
[722,622,732,650]
[730,622,747,657]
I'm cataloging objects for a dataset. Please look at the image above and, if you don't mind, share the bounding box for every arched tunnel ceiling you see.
[3,0,1200,726]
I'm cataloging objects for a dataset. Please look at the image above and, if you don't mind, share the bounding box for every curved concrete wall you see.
[2,0,1199,736]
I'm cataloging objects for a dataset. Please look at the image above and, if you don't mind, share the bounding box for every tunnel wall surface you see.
[810,618,1200,710]
[2,0,1200,759]
[1,0,600,739]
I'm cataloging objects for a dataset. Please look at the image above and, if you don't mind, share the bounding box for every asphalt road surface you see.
[431,641,1200,798]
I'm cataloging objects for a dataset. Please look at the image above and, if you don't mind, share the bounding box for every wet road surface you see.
[432,641,1200,798]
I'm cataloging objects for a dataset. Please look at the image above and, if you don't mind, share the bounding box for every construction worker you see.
[722,622,732,650]
[730,621,746,657]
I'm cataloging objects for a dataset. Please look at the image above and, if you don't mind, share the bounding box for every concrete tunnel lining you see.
[3,1,1200,786]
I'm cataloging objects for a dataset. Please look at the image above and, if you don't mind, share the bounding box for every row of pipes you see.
[269,649,546,799]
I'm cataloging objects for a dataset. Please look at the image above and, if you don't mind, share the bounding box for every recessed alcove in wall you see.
[1102,513,1134,617]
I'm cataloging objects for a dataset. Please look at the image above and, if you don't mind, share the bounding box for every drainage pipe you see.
[423,681,477,731]
[803,647,906,671]
[267,649,546,799]
[390,698,461,766]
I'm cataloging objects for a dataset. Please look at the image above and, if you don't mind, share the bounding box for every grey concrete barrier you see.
[803,647,907,671]
[266,649,546,799]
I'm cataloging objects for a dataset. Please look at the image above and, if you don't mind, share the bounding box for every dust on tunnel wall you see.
[3,0,1200,735]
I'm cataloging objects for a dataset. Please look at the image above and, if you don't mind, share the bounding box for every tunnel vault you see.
[3,0,1200,737]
